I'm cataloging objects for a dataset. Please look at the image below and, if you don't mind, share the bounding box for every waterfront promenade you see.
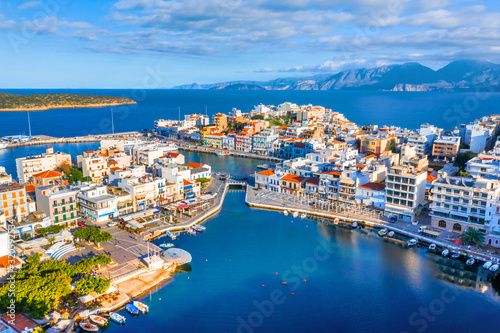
[3,131,141,147]
[245,185,500,263]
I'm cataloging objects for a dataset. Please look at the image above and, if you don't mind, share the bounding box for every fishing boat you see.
[283,210,289,216]
[216,151,225,156]
[490,264,499,272]
[451,252,460,259]
[388,231,395,237]
[292,211,299,218]
[185,228,196,236]
[109,312,126,324]
[192,225,203,232]
[407,238,418,247]
[300,213,307,219]
[466,258,475,266]
[378,228,388,237]
[197,225,206,231]
[0,142,8,150]
[166,231,177,240]
[133,301,149,313]
[483,261,493,269]
[429,243,436,250]
[351,222,358,229]
[89,315,108,326]
[159,242,174,249]
[334,218,339,225]
[126,304,140,315]
[79,322,99,332]
[441,249,450,257]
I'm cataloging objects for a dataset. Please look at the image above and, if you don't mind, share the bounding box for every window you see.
[438,220,447,228]
[453,223,462,232]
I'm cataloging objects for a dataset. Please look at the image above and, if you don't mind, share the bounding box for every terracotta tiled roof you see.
[186,162,205,168]
[167,152,180,157]
[32,170,62,179]
[281,174,305,183]
[321,171,341,176]
[25,185,36,192]
[358,182,386,191]
[256,169,275,176]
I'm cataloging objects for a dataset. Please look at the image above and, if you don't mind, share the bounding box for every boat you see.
[378,228,388,237]
[283,210,289,216]
[216,151,225,156]
[126,304,140,315]
[429,243,436,250]
[351,222,358,229]
[0,142,8,149]
[159,242,174,249]
[166,231,176,240]
[163,142,178,151]
[451,253,460,259]
[388,231,395,237]
[192,225,203,232]
[109,312,126,324]
[334,218,339,225]
[407,238,418,247]
[490,264,499,272]
[89,315,108,326]
[79,322,99,332]
[133,301,149,313]
[466,258,475,266]
[441,249,450,257]
[300,213,307,219]
[292,211,299,218]
[483,261,493,269]
[197,225,206,231]
[185,228,196,236]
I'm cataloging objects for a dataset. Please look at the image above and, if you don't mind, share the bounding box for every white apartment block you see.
[429,175,500,238]
[16,147,71,184]
[385,164,427,222]
[77,153,109,183]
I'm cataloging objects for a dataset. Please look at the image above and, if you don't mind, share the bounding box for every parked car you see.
[107,221,117,227]
[388,215,397,223]
[78,221,85,227]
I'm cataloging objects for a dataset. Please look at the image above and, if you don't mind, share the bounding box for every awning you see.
[178,204,189,209]
[186,192,195,197]
[184,185,193,190]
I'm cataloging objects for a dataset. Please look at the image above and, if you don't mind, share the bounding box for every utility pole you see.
[27,111,32,137]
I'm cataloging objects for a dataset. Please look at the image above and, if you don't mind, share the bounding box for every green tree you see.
[75,275,110,295]
[68,168,84,184]
[455,151,477,170]
[74,227,112,246]
[390,139,397,153]
[461,228,485,246]
[196,177,211,184]
[251,115,264,120]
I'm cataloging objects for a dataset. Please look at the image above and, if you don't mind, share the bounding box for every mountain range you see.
[173,60,500,92]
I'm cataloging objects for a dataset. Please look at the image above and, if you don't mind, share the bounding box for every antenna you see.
[27,111,32,137]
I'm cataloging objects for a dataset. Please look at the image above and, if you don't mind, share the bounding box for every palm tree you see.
[461,228,485,246]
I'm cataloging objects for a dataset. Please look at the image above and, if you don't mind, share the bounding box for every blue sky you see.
[1,0,500,88]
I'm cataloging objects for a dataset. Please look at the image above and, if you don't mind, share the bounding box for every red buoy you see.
[282,282,287,285]
[291,293,294,295]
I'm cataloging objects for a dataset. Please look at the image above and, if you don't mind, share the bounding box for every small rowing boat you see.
[466,258,475,266]
[80,322,99,332]
[378,228,388,237]
[126,304,140,315]
[283,210,289,216]
[133,301,149,313]
[429,243,436,250]
[407,239,418,247]
[159,242,174,249]
[89,314,108,326]
[388,231,395,237]
[300,213,307,219]
[292,211,299,218]
[109,312,126,324]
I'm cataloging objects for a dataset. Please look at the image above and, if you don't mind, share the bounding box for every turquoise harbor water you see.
[1,89,500,138]
[106,190,500,333]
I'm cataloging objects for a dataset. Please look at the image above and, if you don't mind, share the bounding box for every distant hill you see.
[0,92,136,111]
[174,60,500,92]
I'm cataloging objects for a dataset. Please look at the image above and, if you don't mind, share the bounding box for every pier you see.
[245,185,500,263]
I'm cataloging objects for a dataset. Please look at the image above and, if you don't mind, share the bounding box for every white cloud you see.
[18,1,40,10]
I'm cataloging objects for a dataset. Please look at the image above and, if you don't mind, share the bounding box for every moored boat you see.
[334,218,339,225]
[197,225,206,231]
[159,242,174,249]
[185,228,196,235]
[300,213,307,219]
[109,312,126,324]
[429,243,436,250]
[407,238,418,247]
[451,252,460,259]
[490,264,499,272]
[352,222,358,229]
[378,228,388,237]
[133,301,149,313]
[483,261,493,269]
[166,231,177,240]
[466,258,475,266]
[126,304,140,315]
[80,322,99,332]
[292,211,299,218]
[283,210,289,216]
[89,315,108,326]
[192,225,203,232]
[388,231,395,237]
[441,249,450,257]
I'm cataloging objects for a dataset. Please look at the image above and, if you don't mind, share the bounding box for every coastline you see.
[0,101,137,112]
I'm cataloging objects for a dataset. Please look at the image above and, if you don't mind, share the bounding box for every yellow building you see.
[360,135,395,156]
